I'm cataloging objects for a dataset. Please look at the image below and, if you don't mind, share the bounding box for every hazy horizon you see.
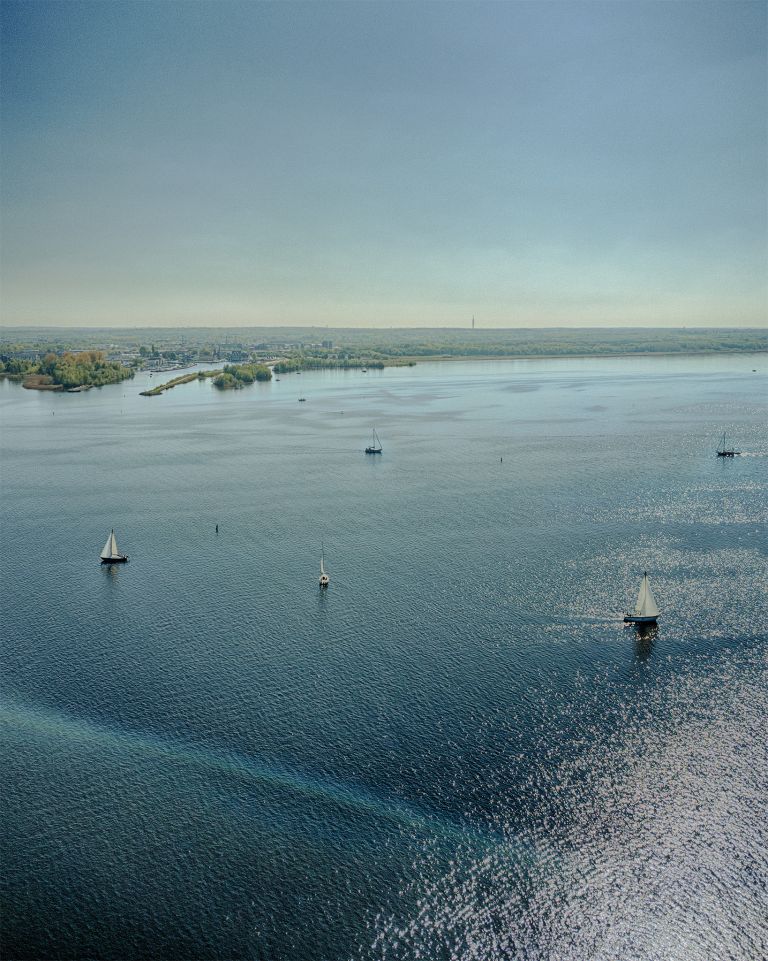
[2,323,767,334]
[1,1,766,329]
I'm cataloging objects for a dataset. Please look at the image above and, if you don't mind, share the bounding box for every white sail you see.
[101,530,119,559]
[634,573,659,617]
[640,577,659,617]
[101,532,114,559]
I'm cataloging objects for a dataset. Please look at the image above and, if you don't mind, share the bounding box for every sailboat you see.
[319,544,330,587]
[100,529,128,564]
[716,432,740,457]
[624,572,659,623]
[365,428,382,454]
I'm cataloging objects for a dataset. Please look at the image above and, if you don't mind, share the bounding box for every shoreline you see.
[2,348,763,394]
[387,348,766,365]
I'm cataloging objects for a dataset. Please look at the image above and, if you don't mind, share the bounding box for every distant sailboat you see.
[319,544,330,587]
[100,529,128,564]
[716,432,740,457]
[624,572,659,624]
[365,428,382,454]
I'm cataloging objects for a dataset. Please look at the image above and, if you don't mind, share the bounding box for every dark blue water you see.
[2,355,766,961]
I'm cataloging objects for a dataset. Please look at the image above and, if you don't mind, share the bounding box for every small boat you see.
[624,572,659,624]
[275,377,281,382]
[319,544,330,587]
[365,427,382,454]
[716,432,740,457]
[100,529,128,564]
[361,367,368,373]
[298,397,306,402]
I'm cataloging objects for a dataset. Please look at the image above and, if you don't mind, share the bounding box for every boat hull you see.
[101,556,128,564]
[716,451,739,457]
[624,614,657,623]
[365,448,382,454]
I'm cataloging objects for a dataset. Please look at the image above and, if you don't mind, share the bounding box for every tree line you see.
[1,351,134,388]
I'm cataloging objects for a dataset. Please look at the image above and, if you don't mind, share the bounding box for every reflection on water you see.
[632,621,658,642]
[102,563,121,583]
[367,650,768,961]
[632,622,658,662]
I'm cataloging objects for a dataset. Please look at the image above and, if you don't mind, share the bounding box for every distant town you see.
[2,336,344,372]
[0,333,393,391]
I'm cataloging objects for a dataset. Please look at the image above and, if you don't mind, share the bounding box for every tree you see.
[213,372,240,389]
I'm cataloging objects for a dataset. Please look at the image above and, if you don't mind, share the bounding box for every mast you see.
[633,573,647,615]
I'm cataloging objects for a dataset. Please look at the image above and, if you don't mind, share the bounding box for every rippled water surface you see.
[1,355,766,960]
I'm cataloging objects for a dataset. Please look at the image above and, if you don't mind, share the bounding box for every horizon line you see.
[2,324,766,333]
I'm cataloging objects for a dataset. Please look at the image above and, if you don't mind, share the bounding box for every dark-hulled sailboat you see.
[365,428,382,454]
[100,529,128,564]
[624,572,659,624]
[716,432,740,457]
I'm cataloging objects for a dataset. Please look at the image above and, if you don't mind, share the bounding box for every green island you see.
[213,363,272,389]
[140,362,272,395]
[0,351,134,391]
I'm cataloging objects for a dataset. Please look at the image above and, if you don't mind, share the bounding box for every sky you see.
[1,0,766,329]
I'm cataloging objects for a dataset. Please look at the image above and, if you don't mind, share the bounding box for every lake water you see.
[1,354,767,961]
